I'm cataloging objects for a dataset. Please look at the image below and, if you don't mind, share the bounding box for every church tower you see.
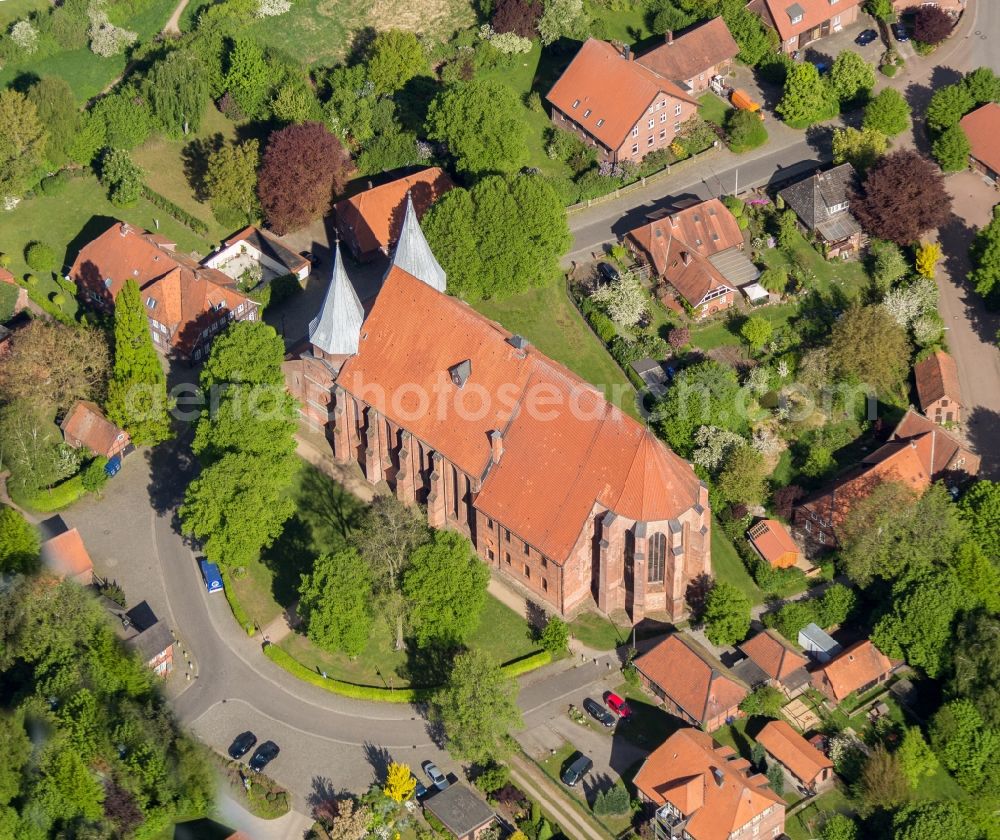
[389,192,447,293]
[308,241,364,361]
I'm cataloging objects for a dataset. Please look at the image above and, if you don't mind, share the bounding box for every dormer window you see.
[787,2,805,24]
[449,359,472,388]
[828,201,848,213]
[583,108,591,117]
[145,297,156,309]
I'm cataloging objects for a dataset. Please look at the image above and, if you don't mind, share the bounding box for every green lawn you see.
[133,106,243,245]
[783,787,853,840]
[711,519,764,605]
[0,172,213,319]
[760,230,869,298]
[0,0,49,27]
[698,92,732,128]
[243,0,476,66]
[568,612,632,651]
[0,0,179,101]
[474,281,639,419]
[585,0,654,43]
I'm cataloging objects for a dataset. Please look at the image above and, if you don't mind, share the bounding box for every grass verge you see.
[711,519,764,605]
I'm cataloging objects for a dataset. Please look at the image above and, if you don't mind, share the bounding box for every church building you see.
[283,197,712,622]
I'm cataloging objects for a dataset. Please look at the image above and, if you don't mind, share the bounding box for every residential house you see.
[626,198,758,317]
[635,728,786,840]
[798,623,841,664]
[422,784,496,840]
[546,38,699,164]
[738,630,811,698]
[41,528,94,585]
[893,0,966,16]
[960,103,1000,186]
[914,350,963,424]
[749,0,864,54]
[334,167,454,261]
[283,200,712,624]
[811,639,898,703]
[636,17,740,94]
[747,519,801,569]
[778,164,864,259]
[202,226,311,283]
[756,719,835,794]
[70,221,259,362]
[61,401,130,460]
[794,408,979,548]
[634,634,747,731]
[1,267,29,317]
[118,601,174,676]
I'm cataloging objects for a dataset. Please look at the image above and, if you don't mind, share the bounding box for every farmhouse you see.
[960,103,1000,186]
[748,0,863,54]
[812,640,899,703]
[284,197,711,623]
[913,350,963,424]
[61,401,130,460]
[636,17,740,94]
[634,728,785,840]
[71,222,258,362]
[546,38,699,164]
[625,198,757,317]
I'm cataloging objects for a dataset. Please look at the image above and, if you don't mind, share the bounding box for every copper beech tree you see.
[257,120,352,234]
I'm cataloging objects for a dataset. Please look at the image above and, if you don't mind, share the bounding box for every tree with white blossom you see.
[256,0,291,16]
[88,2,137,57]
[692,425,747,473]
[590,272,648,327]
[10,20,39,54]
[882,277,938,329]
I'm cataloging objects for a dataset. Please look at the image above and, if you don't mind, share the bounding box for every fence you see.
[565,143,721,215]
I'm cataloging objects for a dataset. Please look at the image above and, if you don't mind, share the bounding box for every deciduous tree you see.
[382,761,416,803]
[828,304,910,391]
[856,744,908,815]
[91,84,154,150]
[932,123,971,172]
[367,30,426,95]
[897,726,938,788]
[777,62,837,128]
[853,150,952,245]
[656,360,748,457]
[403,530,489,648]
[893,801,982,840]
[969,205,1000,303]
[914,5,953,45]
[26,77,78,167]
[0,88,46,198]
[0,507,39,575]
[224,37,271,119]
[206,139,260,227]
[949,613,1000,729]
[298,548,373,657]
[145,49,209,137]
[702,581,751,646]
[915,242,942,279]
[739,685,784,718]
[105,278,172,444]
[725,108,768,152]
[740,314,773,352]
[959,479,1000,558]
[258,121,352,234]
[200,319,287,387]
[100,148,143,206]
[832,126,886,173]
[929,699,1000,790]
[830,50,875,103]
[926,83,974,134]
[491,0,542,37]
[434,649,522,763]
[863,88,911,137]
[715,446,767,506]
[426,80,528,177]
[591,273,648,326]
[537,0,587,44]
[820,814,858,840]
[538,615,569,654]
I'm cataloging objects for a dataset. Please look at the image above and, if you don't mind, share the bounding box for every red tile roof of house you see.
[69,222,255,355]
[634,728,784,840]
[546,39,698,150]
[41,528,93,581]
[756,720,833,785]
[627,199,744,306]
[0,267,16,285]
[637,17,739,83]
[914,350,961,409]
[961,103,1000,177]
[224,225,310,274]
[337,267,703,563]
[739,630,809,683]
[889,409,980,477]
[815,640,895,701]
[635,634,747,725]
[754,0,863,42]
[61,401,128,458]
[334,168,454,257]
[746,519,800,567]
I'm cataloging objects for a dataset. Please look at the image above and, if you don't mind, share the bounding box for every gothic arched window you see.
[648,533,666,583]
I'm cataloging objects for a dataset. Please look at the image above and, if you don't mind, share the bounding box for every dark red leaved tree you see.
[257,121,352,235]
[773,485,805,520]
[491,0,543,38]
[914,5,954,45]
[668,327,690,350]
[852,150,952,245]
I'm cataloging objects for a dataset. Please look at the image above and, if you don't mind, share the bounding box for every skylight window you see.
[596,118,605,127]
[572,99,580,108]
[583,108,592,118]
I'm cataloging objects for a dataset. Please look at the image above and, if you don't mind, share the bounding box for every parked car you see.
[855,28,878,46]
[892,22,909,42]
[422,760,450,791]
[561,752,593,787]
[604,691,633,719]
[248,740,280,772]
[597,262,619,284]
[227,731,257,760]
[410,774,428,800]
[583,697,616,727]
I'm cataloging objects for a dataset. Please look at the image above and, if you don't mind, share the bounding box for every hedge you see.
[222,570,255,636]
[141,185,210,235]
[25,284,74,325]
[262,643,552,703]
[10,474,87,513]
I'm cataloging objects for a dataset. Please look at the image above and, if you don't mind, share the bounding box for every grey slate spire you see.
[390,192,447,293]
[308,241,364,356]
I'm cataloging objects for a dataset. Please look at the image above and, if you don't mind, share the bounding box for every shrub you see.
[39,171,71,195]
[25,241,58,273]
[81,456,109,492]
[667,327,689,350]
[141,186,210,234]
[99,578,126,606]
[473,762,510,794]
[726,109,768,153]
[499,649,552,678]
[538,615,569,655]
[268,273,302,308]
[10,474,87,513]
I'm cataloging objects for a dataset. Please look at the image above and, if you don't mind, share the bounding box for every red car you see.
[604,691,632,719]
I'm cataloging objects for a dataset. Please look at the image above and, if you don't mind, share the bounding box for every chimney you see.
[623,44,631,61]
[666,30,674,45]
[119,222,131,236]
[669,214,678,228]
[490,429,504,464]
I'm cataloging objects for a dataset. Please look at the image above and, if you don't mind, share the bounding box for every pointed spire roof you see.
[390,192,447,293]
[309,242,364,356]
